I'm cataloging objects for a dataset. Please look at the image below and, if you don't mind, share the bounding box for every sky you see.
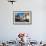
[17,13,24,16]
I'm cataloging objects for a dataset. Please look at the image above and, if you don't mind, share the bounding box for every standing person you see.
[25,12,30,22]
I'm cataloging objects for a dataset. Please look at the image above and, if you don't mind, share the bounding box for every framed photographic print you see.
[13,11,32,25]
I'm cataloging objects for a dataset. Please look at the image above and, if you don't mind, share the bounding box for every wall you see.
[0,0,46,42]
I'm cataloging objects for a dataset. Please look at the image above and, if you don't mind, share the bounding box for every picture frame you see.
[13,11,32,25]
